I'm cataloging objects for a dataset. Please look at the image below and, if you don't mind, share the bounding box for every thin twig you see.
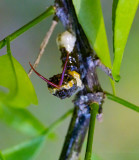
[28,20,58,77]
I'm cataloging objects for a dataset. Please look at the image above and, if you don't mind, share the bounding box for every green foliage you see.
[2,136,45,160]
[73,0,111,68]
[72,0,115,94]
[0,1,139,159]
[85,103,99,160]
[0,104,45,136]
[1,109,73,160]
[106,92,139,112]
[0,152,5,160]
[0,6,73,160]
[0,40,38,108]
[112,0,138,81]
[73,0,138,85]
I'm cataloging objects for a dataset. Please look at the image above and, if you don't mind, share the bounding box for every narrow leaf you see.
[73,0,115,94]
[106,92,139,112]
[0,104,45,136]
[2,136,45,160]
[112,0,138,81]
[0,40,38,107]
[73,0,112,68]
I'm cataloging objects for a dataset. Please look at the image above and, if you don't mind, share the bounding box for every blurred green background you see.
[0,0,139,160]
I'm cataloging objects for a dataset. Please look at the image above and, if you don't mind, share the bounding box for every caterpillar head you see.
[47,73,79,99]
[29,63,83,99]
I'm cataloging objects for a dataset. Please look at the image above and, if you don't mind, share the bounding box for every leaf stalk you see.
[0,6,55,49]
[85,103,99,160]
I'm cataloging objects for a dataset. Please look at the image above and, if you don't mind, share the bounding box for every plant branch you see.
[0,6,55,49]
[59,106,90,160]
[55,0,104,159]
[6,38,12,56]
[85,103,99,160]
[105,92,139,112]
[28,20,58,77]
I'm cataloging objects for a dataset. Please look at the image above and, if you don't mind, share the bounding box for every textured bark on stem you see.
[55,0,105,159]
[59,106,90,160]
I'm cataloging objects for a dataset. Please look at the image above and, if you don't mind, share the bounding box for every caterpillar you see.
[30,31,83,99]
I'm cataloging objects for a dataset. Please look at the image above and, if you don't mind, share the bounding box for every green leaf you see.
[0,152,5,160]
[112,0,138,81]
[0,104,45,136]
[106,92,139,112]
[1,109,73,160]
[73,0,115,94]
[73,0,112,68]
[2,136,45,160]
[0,45,38,107]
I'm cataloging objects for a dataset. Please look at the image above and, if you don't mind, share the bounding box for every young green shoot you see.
[85,103,99,160]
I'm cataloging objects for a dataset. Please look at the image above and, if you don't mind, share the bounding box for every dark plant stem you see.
[59,106,90,160]
[85,103,99,160]
[55,0,104,159]
[0,6,55,49]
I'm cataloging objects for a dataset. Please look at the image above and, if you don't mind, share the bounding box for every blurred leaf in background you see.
[1,109,73,160]
[0,48,38,108]
[0,104,45,136]
[2,135,46,160]
[0,151,5,160]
